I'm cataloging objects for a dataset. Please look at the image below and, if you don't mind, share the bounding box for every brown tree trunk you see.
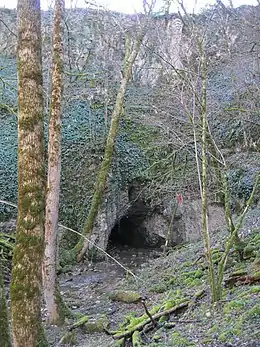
[198,40,217,303]
[10,0,49,346]
[42,0,65,326]
[75,31,145,262]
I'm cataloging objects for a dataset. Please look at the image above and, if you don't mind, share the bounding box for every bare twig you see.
[140,297,157,327]
[0,18,17,37]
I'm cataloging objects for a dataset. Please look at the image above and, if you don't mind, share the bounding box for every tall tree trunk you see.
[42,0,65,326]
[10,0,48,346]
[75,32,145,262]
[199,40,217,303]
[0,264,11,347]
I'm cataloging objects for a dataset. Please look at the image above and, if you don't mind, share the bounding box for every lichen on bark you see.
[10,0,49,346]
[43,0,66,326]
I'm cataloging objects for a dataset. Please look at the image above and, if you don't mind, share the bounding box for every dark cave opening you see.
[108,214,149,249]
[107,191,165,250]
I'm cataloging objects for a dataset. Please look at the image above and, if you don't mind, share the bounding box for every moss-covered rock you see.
[219,327,242,342]
[248,285,260,294]
[184,278,202,287]
[149,282,169,293]
[112,338,125,347]
[244,305,260,322]
[82,315,109,333]
[109,290,142,303]
[223,300,246,315]
[251,257,260,272]
[243,245,256,259]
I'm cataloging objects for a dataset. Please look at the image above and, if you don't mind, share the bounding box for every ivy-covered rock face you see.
[0,86,148,232]
[1,5,260,248]
[0,57,17,113]
[0,57,18,219]
[0,113,17,220]
[227,167,260,212]
[59,100,148,234]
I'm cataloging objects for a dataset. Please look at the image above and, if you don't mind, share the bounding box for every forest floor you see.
[44,209,260,347]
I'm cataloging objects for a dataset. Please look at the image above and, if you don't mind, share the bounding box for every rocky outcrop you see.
[86,190,130,253]
[140,199,226,247]
[1,5,258,257]
[84,186,226,255]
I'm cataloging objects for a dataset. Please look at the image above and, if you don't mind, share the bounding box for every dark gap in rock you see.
[108,214,148,249]
[107,194,166,251]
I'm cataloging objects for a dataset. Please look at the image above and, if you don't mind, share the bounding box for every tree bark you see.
[42,0,65,325]
[199,40,217,303]
[10,0,49,346]
[75,31,145,262]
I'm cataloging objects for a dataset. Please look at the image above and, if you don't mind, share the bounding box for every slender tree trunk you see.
[0,264,11,347]
[199,40,217,303]
[10,0,49,346]
[75,32,145,262]
[42,0,65,325]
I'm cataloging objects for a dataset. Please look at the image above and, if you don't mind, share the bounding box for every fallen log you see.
[225,274,260,287]
[112,301,189,340]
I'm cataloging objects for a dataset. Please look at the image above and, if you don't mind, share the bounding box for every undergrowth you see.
[111,228,260,346]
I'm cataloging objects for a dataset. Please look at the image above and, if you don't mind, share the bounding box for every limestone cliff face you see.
[0,9,184,84]
[1,5,259,251]
[134,17,183,86]
[58,10,184,91]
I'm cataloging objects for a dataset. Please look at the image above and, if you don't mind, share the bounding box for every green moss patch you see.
[109,290,141,303]
[82,315,109,333]
[223,300,246,314]
[170,331,195,346]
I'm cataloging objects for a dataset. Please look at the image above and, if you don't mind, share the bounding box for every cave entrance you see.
[107,190,165,251]
[108,214,149,249]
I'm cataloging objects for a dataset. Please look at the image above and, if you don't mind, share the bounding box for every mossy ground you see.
[40,217,260,347]
[117,229,260,346]
[2,212,260,347]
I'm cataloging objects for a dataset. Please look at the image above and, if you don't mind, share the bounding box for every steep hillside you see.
[0,3,260,347]
[0,4,259,247]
